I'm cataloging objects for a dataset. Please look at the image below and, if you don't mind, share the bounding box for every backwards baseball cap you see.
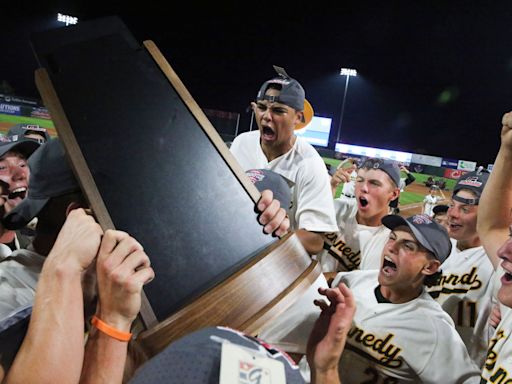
[7,124,50,144]
[382,213,452,263]
[360,158,401,187]
[452,169,490,205]
[432,204,449,216]
[2,138,80,230]
[0,134,40,159]
[128,326,304,384]
[246,169,292,212]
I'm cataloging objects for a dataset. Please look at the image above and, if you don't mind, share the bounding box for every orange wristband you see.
[91,315,132,342]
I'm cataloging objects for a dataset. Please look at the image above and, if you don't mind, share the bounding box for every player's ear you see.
[422,258,440,276]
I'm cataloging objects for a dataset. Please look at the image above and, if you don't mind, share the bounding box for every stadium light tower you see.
[336,67,357,144]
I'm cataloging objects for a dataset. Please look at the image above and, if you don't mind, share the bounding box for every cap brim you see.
[2,196,50,230]
[0,140,40,159]
[381,214,435,255]
[295,99,314,130]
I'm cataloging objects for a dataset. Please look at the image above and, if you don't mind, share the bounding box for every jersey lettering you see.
[428,267,483,298]
[324,232,360,270]
[347,326,402,368]
[482,330,512,383]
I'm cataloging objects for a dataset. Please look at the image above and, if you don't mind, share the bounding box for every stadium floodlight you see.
[57,13,78,26]
[337,67,358,144]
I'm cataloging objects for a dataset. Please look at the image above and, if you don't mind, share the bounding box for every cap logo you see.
[246,170,265,184]
[412,214,432,225]
[458,176,482,188]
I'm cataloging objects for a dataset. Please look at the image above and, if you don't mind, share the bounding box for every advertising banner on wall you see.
[444,169,468,179]
[457,160,477,171]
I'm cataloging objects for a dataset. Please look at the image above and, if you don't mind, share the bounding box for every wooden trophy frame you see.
[32,17,320,357]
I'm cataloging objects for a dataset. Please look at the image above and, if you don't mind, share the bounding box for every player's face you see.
[379,227,438,290]
[355,168,399,221]
[0,151,30,211]
[433,212,449,231]
[252,88,302,155]
[497,229,512,307]
[447,190,479,241]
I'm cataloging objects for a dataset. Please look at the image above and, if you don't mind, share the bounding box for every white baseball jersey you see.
[481,304,512,383]
[426,243,495,368]
[317,198,390,272]
[0,249,44,320]
[230,131,337,233]
[423,194,441,217]
[332,270,481,383]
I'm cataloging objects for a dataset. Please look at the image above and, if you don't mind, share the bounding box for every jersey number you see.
[457,300,477,327]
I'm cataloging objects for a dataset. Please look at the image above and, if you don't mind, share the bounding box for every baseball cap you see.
[360,158,401,187]
[246,169,292,212]
[0,134,40,159]
[256,65,305,112]
[452,169,490,205]
[128,326,305,384]
[7,124,50,144]
[2,138,80,230]
[382,213,452,263]
[432,204,449,216]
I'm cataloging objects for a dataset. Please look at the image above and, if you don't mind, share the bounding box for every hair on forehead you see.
[454,188,478,199]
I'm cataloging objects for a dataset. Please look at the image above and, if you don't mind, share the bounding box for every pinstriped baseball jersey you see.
[333,270,481,383]
[481,306,512,383]
[426,243,495,367]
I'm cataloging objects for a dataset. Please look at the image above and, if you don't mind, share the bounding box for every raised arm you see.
[6,209,103,384]
[80,230,154,384]
[477,111,512,269]
[307,282,356,384]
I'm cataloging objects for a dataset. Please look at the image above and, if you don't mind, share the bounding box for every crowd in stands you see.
[1,66,511,384]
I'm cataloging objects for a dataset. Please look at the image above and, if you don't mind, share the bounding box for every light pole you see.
[336,67,357,144]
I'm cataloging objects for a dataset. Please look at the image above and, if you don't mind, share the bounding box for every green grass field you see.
[0,114,55,129]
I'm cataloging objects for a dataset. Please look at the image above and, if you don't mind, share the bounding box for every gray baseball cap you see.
[256,66,305,112]
[128,326,305,384]
[246,169,292,212]
[382,214,452,263]
[452,169,490,205]
[7,124,50,144]
[0,134,40,159]
[360,157,401,187]
[2,138,80,230]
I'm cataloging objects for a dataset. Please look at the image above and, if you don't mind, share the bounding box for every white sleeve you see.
[417,319,481,384]
[293,159,337,233]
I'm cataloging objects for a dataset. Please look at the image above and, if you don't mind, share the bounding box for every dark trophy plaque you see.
[30,16,320,356]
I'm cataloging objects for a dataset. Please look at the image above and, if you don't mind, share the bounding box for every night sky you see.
[2,2,512,166]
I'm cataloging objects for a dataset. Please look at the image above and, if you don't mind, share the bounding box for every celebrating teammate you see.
[319,158,401,272]
[426,169,495,367]
[477,110,512,382]
[331,213,480,383]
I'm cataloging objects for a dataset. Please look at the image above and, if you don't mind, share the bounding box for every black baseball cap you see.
[256,66,305,112]
[382,213,452,263]
[360,158,401,187]
[7,124,50,143]
[432,204,449,216]
[246,169,292,212]
[452,169,490,205]
[2,138,80,230]
[129,326,305,384]
[0,134,40,159]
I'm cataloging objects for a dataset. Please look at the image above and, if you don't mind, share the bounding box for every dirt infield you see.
[398,182,449,217]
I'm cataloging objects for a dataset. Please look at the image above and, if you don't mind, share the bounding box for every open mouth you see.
[382,256,397,275]
[502,271,512,282]
[359,197,368,208]
[449,223,462,230]
[8,187,27,201]
[261,126,276,141]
